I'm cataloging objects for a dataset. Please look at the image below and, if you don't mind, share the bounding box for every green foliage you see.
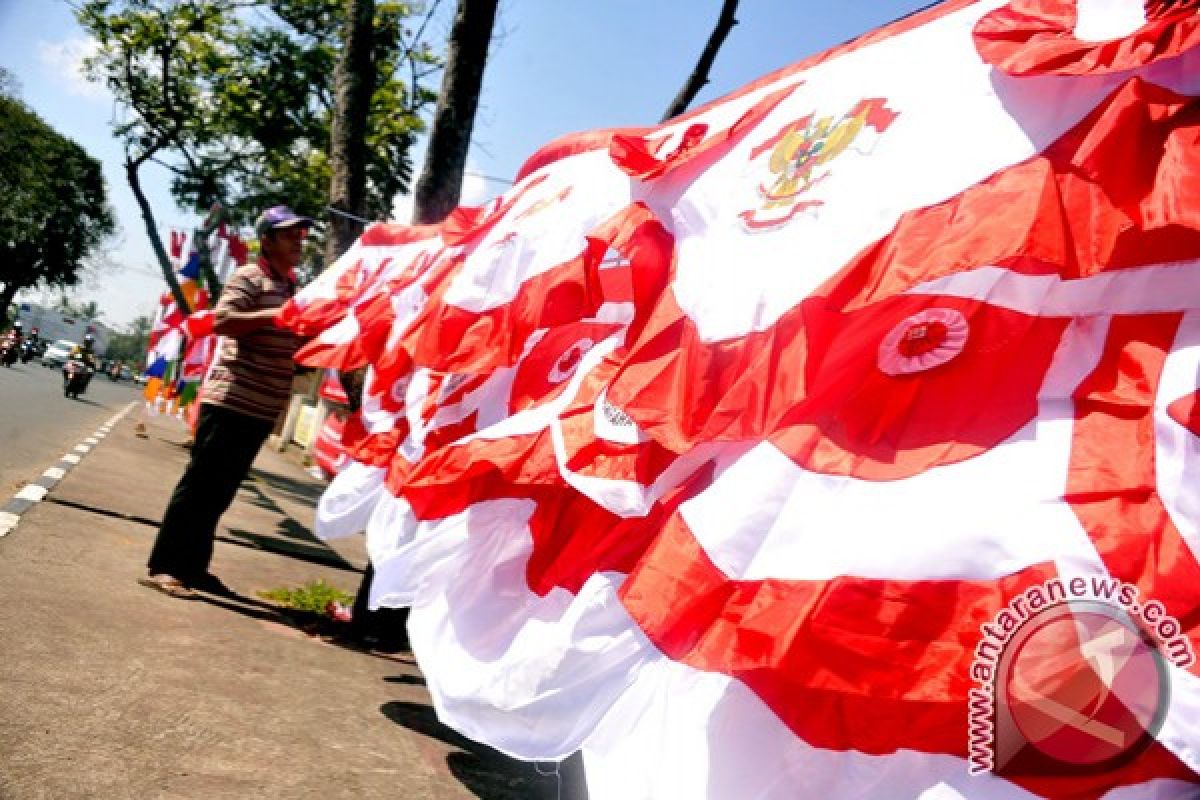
[0,93,115,302]
[103,314,153,363]
[55,296,104,321]
[258,579,354,614]
[77,0,241,167]
[78,0,441,243]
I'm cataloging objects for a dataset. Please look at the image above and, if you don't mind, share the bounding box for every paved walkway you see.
[0,410,580,800]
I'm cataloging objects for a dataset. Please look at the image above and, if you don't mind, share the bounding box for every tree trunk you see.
[661,0,739,122]
[325,0,377,265]
[196,204,224,301]
[196,233,223,302]
[126,158,190,313]
[0,281,17,330]
[411,0,499,225]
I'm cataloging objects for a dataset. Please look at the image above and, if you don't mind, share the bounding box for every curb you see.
[0,401,137,539]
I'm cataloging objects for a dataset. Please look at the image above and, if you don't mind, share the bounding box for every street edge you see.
[0,401,137,538]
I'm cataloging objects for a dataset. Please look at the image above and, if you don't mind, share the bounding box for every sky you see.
[0,0,934,329]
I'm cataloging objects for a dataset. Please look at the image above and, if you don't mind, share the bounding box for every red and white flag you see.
[284,1,1200,797]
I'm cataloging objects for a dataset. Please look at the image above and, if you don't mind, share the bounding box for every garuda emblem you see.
[739,97,899,231]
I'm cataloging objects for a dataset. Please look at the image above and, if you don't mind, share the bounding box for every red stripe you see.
[617,511,1199,796]
[1066,313,1200,672]
[359,221,444,247]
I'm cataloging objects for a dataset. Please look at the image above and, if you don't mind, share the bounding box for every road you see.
[0,359,140,496]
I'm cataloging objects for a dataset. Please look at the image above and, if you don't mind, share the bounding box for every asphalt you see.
[0,409,580,800]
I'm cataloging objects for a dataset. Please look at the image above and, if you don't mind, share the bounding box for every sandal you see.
[137,574,195,598]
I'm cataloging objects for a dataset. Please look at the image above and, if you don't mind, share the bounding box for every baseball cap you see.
[254,205,315,238]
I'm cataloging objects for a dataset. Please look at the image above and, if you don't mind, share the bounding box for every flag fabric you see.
[181,309,215,341]
[179,251,201,280]
[215,223,251,267]
[283,1,1200,797]
[168,229,187,261]
[313,412,352,480]
[317,369,351,405]
[145,262,215,420]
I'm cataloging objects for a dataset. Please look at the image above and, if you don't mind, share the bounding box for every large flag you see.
[283,1,1200,797]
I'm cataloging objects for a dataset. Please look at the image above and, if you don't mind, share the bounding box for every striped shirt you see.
[201,262,300,422]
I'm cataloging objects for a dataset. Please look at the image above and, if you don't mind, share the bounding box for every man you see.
[140,205,312,598]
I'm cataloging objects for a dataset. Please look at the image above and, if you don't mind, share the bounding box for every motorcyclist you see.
[21,325,40,362]
[1,321,22,366]
[64,333,98,393]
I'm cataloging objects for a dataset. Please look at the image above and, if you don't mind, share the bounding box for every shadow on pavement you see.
[221,528,359,573]
[191,586,289,623]
[188,585,410,662]
[383,674,426,687]
[65,397,105,408]
[247,466,325,505]
[379,701,588,800]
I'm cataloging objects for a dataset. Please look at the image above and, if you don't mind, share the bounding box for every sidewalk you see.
[0,411,578,800]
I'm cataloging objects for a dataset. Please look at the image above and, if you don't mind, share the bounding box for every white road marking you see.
[16,485,47,503]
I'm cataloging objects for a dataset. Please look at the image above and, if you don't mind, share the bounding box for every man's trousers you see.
[146,403,274,583]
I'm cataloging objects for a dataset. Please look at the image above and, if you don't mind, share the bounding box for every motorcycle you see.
[0,335,18,367]
[63,358,94,398]
[20,338,38,363]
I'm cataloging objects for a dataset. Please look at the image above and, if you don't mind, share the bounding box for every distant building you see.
[14,303,114,355]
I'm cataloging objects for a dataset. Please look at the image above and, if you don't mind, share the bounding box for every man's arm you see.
[212,306,280,338]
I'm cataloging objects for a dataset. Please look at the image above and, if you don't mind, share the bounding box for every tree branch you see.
[661,0,739,122]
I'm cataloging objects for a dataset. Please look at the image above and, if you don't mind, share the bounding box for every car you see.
[41,339,78,368]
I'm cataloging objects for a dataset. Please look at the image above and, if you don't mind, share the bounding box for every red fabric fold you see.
[974,0,1200,76]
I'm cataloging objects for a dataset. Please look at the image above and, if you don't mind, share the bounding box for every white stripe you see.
[1074,0,1146,42]
[443,153,632,314]
[61,454,81,465]
[73,444,90,454]
[93,431,107,439]
[16,485,47,503]
[1156,313,1200,565]
[906,260,1200,316]
[0,511,18,537]
[666,14,1200,343]
[315,462,385,542]
[582,653,1197,800]
[42,467,66,482]
[386,498,650,762]
[667,0,1109,343]
[103,401,136,428]
[84,437,99,446]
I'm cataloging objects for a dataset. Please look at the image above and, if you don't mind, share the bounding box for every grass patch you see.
[258,579,353,614]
